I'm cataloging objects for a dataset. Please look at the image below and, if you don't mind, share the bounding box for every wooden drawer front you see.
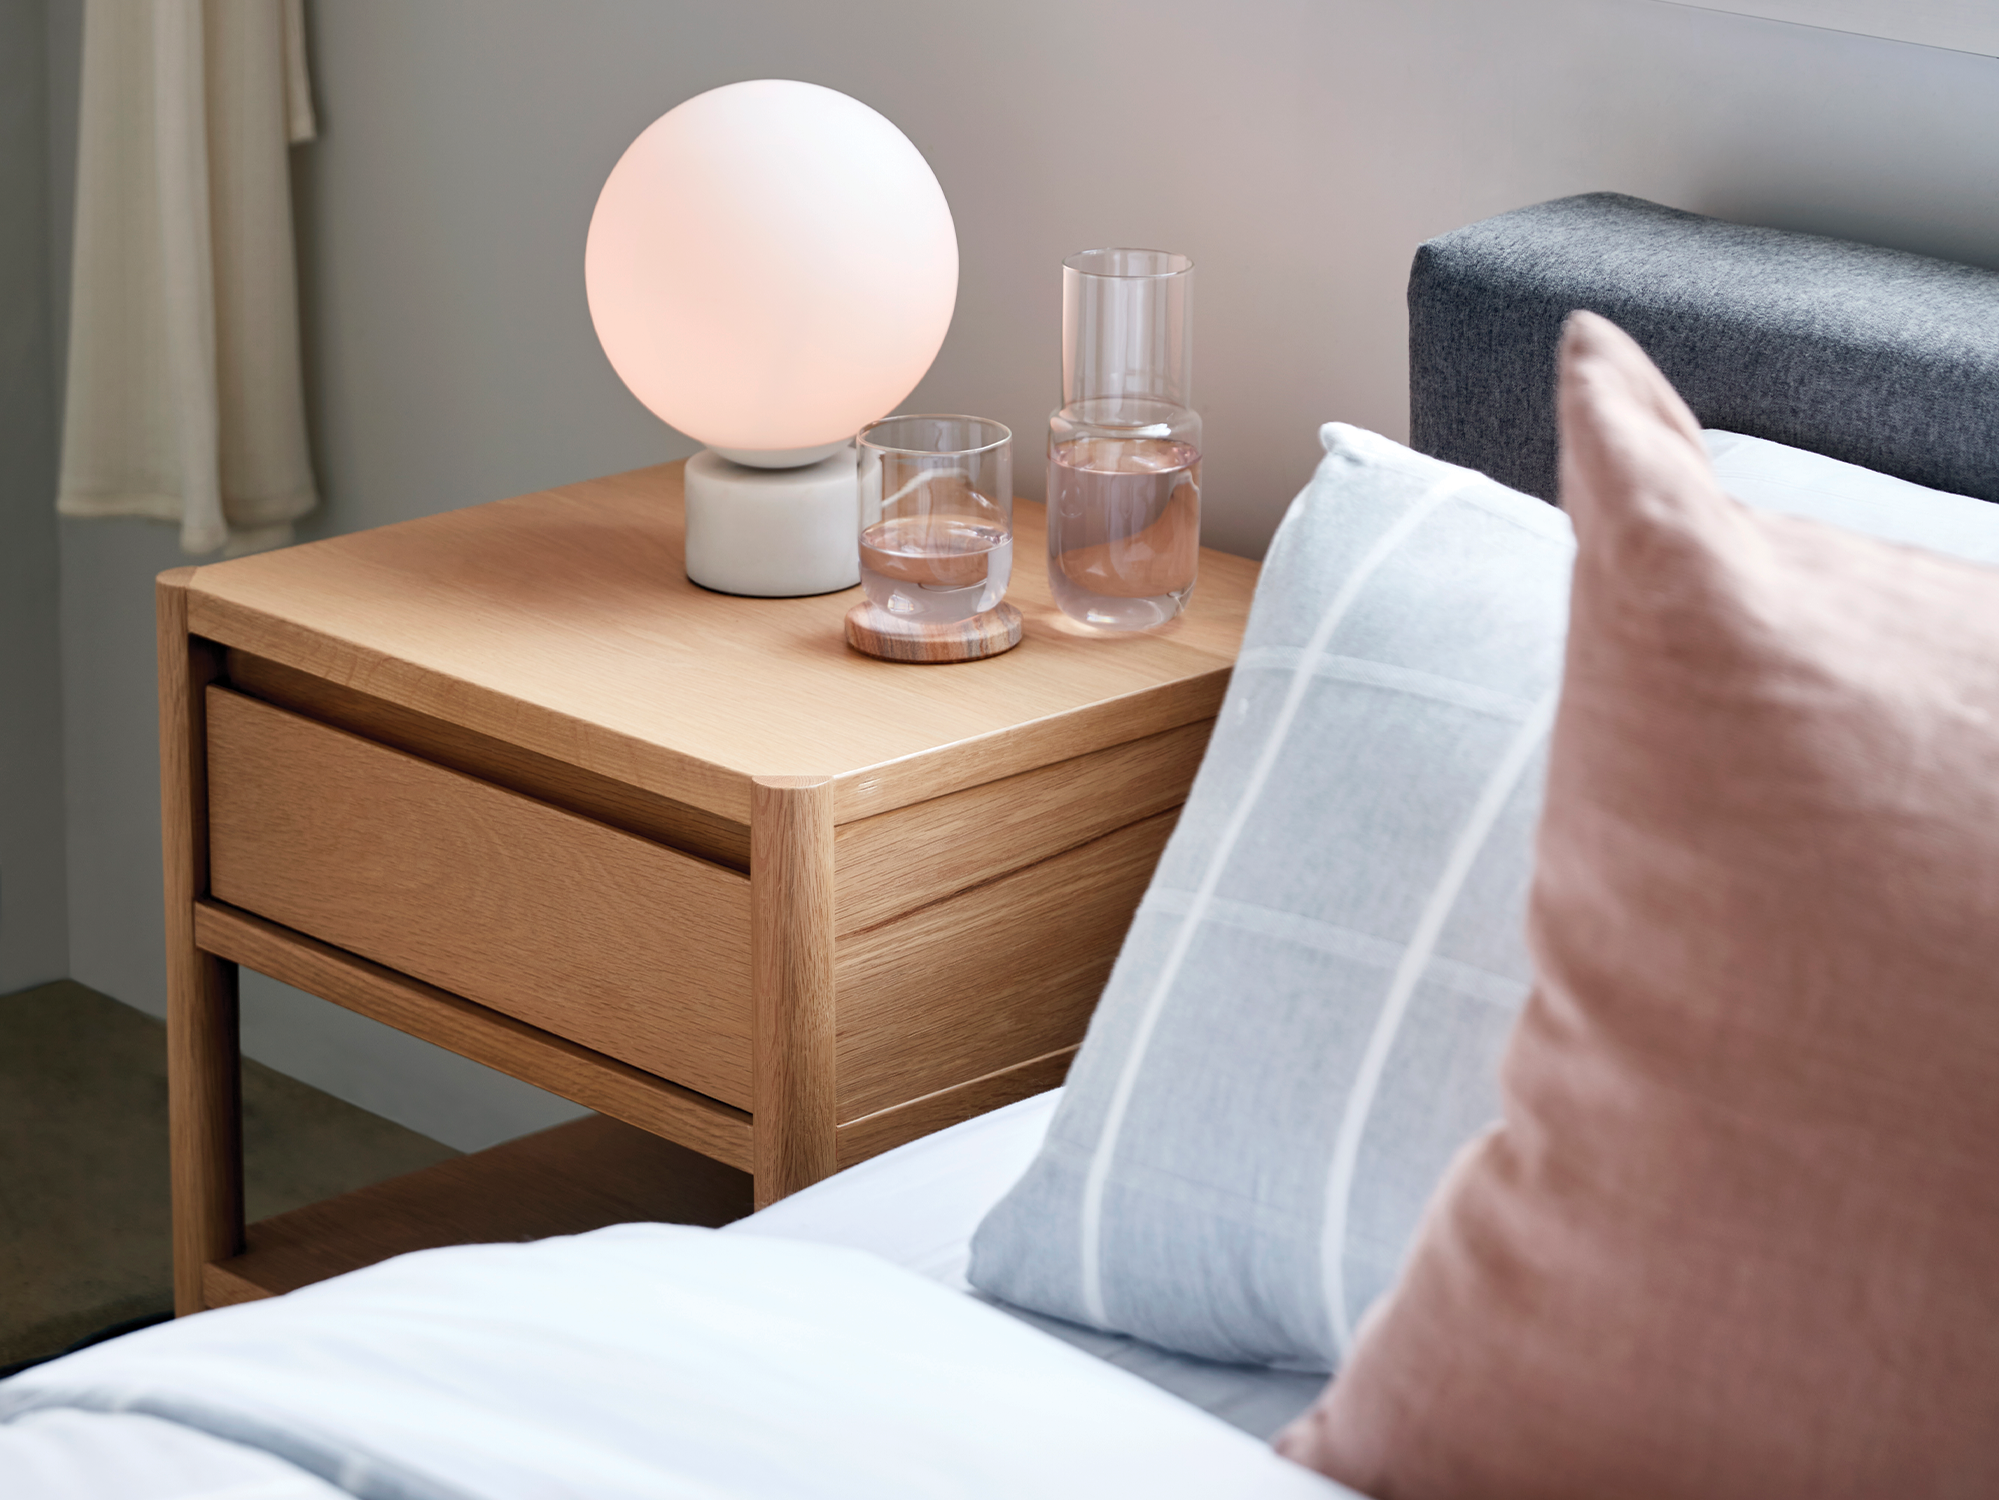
[833,808,1177,1121]
[224,650,751,871]
[205,687,752,1106]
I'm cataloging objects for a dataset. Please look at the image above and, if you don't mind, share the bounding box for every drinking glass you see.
[1047,249,1200,630]
[857,415,1013,624]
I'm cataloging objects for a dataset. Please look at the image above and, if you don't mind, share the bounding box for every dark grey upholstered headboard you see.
[1408,192,1999,505]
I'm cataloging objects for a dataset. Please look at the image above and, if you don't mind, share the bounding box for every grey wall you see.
[42,0,589,1150]
[0,0,67,995]
[43,0,1999,1146]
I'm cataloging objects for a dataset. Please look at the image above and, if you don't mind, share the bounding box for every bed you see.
[8,191,1998,1499]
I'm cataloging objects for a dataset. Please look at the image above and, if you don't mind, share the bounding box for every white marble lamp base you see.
[682,447,861,597]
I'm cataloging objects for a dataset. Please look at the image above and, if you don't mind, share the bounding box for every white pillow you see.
[1705,429,1999,561]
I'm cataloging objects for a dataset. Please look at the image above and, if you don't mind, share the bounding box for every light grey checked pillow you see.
[968,423,1573,1372]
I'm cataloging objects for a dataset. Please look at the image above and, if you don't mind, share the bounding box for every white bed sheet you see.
[731,1088,1328,1440]
[0,1408,349,1500]
[1,1225,1350,1500]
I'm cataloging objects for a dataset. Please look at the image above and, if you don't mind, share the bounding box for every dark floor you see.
[0,980,459,1368]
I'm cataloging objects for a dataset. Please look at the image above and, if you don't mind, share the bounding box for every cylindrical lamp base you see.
[683,448,861,597]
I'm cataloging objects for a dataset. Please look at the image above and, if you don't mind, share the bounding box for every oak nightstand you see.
[157,460,1258,1315]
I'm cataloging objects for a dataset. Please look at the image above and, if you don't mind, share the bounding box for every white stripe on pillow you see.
[1320,687,1555,1355]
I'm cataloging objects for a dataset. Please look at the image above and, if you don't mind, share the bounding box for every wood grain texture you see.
[181,466,1259,826]
[202,1114,751,1307]
[835,809,1178,1121]
[225,649,749,869]
[833,718,1213,936]
[194,900,754,1171]
[159,569,242,1316]
[844,599,1022,663]
[205,688,754,1105]
[751,777,837,1208]
[835,1044,1077,1170]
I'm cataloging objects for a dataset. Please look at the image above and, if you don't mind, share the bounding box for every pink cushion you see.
[1276,311,1999,1499]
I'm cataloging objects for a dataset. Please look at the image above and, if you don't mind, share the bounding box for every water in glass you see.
[860,502,1013,624]
[1048,436,1200,629]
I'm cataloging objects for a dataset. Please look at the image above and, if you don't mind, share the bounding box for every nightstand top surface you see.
[183,463,1260,823]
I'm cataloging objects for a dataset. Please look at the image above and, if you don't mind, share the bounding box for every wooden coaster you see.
[845,600,1023,663]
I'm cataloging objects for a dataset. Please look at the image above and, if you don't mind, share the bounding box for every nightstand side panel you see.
[831,719,1212,935]
[831,808,1176,1122]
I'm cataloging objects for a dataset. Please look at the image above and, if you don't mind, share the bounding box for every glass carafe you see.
[1047,249,1199,631]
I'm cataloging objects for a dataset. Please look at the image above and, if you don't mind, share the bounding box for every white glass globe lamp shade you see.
[586,80,959,597]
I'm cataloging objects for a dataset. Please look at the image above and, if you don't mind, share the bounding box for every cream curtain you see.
[57,0,318,557]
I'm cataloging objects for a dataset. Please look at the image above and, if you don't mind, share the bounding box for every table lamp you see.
[585,80,959,597]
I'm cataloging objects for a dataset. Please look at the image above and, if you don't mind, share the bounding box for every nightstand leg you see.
[159,571,244,1315]
[167,953,242,1314]
[750,777,837,1208]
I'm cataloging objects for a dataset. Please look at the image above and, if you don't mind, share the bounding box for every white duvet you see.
[0,1224,1349,1499]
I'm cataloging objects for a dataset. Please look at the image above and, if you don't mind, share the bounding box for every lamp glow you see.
[586,80,959,595]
